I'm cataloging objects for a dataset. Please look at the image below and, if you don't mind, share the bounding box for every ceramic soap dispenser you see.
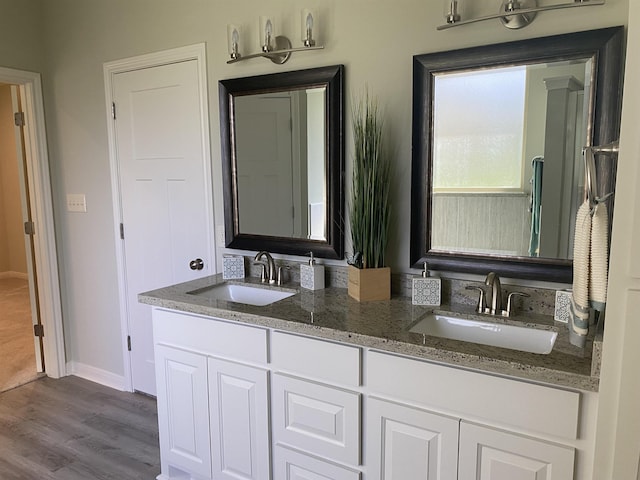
[300,252,325,291]
[412,262,441,306]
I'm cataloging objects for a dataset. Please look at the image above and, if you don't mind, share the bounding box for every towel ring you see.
[582,140,619,209]
[583,147,597,208]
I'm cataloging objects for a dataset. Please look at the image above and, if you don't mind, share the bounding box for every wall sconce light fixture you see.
[227,10,324,65]
[439,0,605,30]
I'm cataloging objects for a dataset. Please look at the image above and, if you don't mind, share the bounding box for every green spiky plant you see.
[350,91,391,269]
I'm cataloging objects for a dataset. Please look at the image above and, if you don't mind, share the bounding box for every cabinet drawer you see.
[272,373,361,466]
[271,331,361,387]
[274,445,361,480]
[153,308,268,364]
[367,350,580,440]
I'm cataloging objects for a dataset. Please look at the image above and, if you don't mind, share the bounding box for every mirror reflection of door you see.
[233,88,327,241]
[235,92,298,238]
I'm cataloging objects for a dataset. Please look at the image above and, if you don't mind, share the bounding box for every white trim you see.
[66,361,126,391]
[103,43,216,392]
[0,66,66,379]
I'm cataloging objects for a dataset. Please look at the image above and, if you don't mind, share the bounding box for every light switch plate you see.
[66,193,87,213]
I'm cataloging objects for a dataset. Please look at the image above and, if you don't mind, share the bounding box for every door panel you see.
[458,422,574,480]
[366,397,459,480]
[155,345,211,478]
[113,59,213,395]
[208,358,270,480]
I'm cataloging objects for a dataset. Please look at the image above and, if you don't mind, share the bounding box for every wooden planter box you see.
[348,265,391,302]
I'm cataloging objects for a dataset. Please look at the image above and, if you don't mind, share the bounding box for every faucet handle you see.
[277,265,291,286]
[503,291,530,317]
[466,285,487,314]
[252,262,268,283]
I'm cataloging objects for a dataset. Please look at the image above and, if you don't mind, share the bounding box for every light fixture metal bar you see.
[227,45,324,64]
[437,0,605,30]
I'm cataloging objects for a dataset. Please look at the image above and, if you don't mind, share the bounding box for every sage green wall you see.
[0,0,44,73]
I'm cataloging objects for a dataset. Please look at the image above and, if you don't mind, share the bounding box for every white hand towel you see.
[590,203,608,311]
[571,201,591,336]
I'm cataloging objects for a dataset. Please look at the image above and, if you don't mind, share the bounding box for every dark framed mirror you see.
[220,65,345,259]
[411,27,624,282]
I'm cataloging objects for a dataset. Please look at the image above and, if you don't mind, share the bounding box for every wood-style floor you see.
[0,376,160,479]
[0,276,38,392]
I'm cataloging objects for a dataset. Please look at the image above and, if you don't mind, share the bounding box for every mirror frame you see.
[219,64,345,259]
[410,27,624,282]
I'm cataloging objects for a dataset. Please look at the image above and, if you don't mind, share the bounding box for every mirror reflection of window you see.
[430,60,590,259]
[433,66,527,192]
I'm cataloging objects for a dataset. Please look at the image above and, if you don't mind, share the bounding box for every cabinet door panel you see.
[458,422,575,480]
[274,445,361,480]
[209,357,270,480]
[155,345,211,478]
[272,373,360,465]
[367,397,459,480]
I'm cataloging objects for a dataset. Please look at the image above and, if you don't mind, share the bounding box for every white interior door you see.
[113,58,213,395]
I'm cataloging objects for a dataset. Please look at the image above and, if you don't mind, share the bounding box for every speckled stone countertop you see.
[139,274,599,392]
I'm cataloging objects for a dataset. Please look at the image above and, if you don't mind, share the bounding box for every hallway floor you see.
[0,276,38,393]
[0,376,160,479]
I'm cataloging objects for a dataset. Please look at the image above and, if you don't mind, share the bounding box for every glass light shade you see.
[259,16,275,52]
[227,24,241,58]
[301,9,317,47]
[444,0,463,23]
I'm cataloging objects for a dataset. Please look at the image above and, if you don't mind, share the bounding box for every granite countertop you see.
[139,274,599,392]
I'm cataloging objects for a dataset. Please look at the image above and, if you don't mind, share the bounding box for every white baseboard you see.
[66,361,126,391]
[0,271,28,280]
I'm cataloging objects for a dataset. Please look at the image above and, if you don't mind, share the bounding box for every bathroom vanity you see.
[140,275,599,480]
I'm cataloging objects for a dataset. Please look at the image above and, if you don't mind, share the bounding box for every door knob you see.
[189,258,204,270]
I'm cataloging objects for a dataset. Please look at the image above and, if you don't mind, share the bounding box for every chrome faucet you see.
[485,272,502,315]
[254,251,277,284]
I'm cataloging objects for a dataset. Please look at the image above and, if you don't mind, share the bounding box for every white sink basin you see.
[188,283,296,306]
[408,313,557,354]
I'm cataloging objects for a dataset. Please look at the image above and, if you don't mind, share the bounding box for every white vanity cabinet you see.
[153,308,271,480]
[151,306,593,480]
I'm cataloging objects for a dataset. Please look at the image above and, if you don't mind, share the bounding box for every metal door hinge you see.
[120,223,124,239]
[14,112,25,127]
[111,102,116,120]
[127,335,131,351]
[34,324,44,337]
[24,221,35,235]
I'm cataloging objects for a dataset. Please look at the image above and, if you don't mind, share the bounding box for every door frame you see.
[0,66,66,379]
[103,44,216,392]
